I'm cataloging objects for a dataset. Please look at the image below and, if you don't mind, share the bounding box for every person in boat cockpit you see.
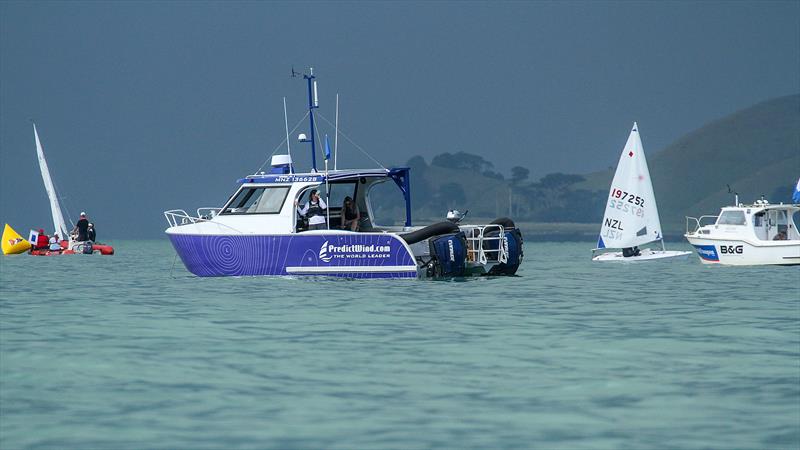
[341,196,360,231]
[35,228,49,249]
[87,223,96,242]
[72,212,90,241]
[49,234,62,251]
[295,189,327,230]
[622,246,641,257]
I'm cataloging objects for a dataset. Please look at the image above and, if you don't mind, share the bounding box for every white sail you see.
[33,124,71,240]
[597,122,662,249]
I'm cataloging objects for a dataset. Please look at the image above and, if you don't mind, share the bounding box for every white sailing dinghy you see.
[592,123,690,262]
[34,124,72,241]
[30,124,114,255]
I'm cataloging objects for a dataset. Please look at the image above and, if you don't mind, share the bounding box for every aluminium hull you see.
[167,232,418,278]
[685,235,800,266]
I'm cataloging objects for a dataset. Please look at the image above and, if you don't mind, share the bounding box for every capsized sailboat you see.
[592,123,690,262]
[28,124,113,256]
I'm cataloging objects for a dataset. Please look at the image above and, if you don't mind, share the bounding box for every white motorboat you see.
[685,197,800,266]
[592,123,691,262]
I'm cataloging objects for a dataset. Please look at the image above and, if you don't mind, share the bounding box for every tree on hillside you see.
[510,166,530,185]
[537,173,585,188]
[431,151,494,173]
[406,155,428,173]
[482,170,505,180]
[405,155,433,207]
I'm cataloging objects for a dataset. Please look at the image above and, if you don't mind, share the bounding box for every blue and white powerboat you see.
[164,69,523,278]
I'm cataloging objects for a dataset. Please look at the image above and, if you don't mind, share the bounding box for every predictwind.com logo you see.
[318,240,392,263]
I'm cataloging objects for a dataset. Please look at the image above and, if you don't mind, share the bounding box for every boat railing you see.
[164,209,212,228]
[686,215,718,234]
[197,207,222,220]
[463,224,509,265]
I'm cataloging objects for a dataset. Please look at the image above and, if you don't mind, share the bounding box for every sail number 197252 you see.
[611,188,645,207]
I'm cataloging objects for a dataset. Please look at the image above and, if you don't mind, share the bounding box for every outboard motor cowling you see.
[488,228,524,275]
[82,241,94,254]
[428,232,468,277]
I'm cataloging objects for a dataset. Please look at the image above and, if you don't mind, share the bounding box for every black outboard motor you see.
[82,241,94,255]
[427,232,468,277]
[486,217,524,276]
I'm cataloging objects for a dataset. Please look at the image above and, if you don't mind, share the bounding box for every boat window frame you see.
[717,210,747,226]
[219,185,291,215]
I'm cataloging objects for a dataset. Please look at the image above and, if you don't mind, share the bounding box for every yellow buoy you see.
[2,224,32,255]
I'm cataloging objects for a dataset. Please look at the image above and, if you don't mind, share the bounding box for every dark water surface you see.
[1,240,798,449]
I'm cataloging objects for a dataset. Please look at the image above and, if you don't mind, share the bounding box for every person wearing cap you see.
[72,212,90,241]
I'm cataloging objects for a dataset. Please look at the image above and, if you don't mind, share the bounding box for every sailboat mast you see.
[303,68,319,172]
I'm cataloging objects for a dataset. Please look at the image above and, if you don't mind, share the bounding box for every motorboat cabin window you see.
[770,209,789,239]
[327,182,358,210]
[220,186,290,215]
[717,210,746,226]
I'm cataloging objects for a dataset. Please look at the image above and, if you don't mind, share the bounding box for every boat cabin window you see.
[717,210,746,226]
[220,186,290,215]
[771,210,789,237]
[327,182,358,209]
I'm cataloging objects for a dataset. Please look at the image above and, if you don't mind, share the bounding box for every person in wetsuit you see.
[340,196,360,231]
[295,189,328,231]
[73,212,90,241]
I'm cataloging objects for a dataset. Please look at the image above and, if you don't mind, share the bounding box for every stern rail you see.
[463,224,509,265]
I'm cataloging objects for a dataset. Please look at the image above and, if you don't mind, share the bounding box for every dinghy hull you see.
[592,249,691,262]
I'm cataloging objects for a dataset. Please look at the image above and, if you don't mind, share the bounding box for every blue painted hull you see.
[168,233,418,278]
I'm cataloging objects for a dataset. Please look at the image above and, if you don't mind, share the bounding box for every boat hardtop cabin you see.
[685,197,800,265]
[218,164,412,235]
[164,68,523,278]
[687,199,800,241]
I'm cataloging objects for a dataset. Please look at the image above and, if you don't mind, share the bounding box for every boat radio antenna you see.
[727,184,739,206]
[296,67,320,172]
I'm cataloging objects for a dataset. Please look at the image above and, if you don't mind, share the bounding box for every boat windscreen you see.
[220,186,290,214]
[717,210,746,225]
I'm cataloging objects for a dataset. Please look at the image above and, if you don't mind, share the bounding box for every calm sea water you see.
[1,240,798,449]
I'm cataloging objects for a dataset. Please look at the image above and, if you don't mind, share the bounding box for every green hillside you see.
[376,94,799,238]
[577,94,800,232]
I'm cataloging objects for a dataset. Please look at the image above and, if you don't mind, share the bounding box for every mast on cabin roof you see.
[299,67,319,172]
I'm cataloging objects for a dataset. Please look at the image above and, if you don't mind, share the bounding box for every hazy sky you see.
[1,1,798,238]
